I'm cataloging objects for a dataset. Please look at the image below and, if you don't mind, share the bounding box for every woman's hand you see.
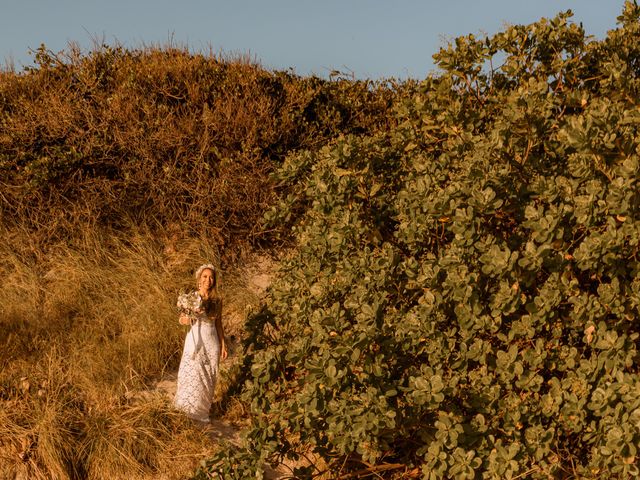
[178,314,190,325]
[220,343,228,361]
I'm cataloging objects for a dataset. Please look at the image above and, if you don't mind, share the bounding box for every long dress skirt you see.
[174,317,220,422]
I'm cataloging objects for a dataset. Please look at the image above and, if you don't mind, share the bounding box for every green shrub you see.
[201,4,640,478]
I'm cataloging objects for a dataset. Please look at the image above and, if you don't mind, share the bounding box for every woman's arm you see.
[215,298,227,360]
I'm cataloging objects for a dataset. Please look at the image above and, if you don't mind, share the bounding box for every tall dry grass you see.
[0,43,405,479]
[0,223,239,479]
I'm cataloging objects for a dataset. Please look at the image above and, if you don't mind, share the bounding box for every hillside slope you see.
[0,48,405,479]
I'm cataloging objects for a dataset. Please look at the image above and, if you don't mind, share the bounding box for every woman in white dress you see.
[174,264,227,423]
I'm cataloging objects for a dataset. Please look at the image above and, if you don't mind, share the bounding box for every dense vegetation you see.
[0,44,400,260]
[0,45,401,478]
[201,3,640,479]
[3,3,640,479]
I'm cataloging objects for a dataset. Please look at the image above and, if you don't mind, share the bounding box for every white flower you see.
[177,291,204,321]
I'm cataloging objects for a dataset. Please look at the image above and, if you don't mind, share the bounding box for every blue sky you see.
[0,1,627,79]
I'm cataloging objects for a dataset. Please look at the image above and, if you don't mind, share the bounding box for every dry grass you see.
[0,223,255,479]
[0,44,401,259]
[0,43,401,479]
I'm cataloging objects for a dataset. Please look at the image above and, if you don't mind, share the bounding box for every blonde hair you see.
[195,264,221,313]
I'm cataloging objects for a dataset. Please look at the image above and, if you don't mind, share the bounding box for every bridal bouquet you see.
[176,291,204,323]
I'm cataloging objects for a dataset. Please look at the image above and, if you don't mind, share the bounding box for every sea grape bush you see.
[201,4,640,479]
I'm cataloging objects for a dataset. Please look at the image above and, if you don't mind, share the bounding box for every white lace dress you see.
[173,302,221,423]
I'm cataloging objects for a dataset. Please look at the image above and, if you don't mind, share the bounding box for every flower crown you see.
[195,263,217,281]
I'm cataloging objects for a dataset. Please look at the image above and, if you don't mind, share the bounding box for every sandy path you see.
[154,371,243,446]
[151,254,283,476]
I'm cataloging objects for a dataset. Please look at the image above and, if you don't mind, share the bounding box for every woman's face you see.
[198,268,215,292]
